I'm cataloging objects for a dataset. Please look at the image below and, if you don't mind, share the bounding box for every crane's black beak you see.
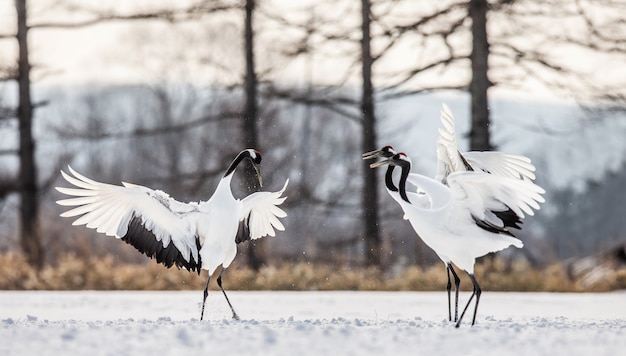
[253,163,263,187]
[362,148,386,160]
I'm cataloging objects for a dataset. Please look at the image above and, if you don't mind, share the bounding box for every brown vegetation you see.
[1,252,625,292]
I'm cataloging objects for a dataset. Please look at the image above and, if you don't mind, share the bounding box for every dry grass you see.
[1,252,624,292]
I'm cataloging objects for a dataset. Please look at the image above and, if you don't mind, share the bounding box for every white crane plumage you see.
[363,104,545,327]
[56,149,289,321]
[435,103,537,184]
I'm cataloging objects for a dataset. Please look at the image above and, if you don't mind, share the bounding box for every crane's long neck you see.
[398,162,410,203]
[385,165,398,193]
[224,151,248,178]
[215,173,235,200]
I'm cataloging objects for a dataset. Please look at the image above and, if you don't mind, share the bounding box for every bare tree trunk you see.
[16,0,42,269]
[468,0,492,151]
[243,0,265,270]
[361,0,381,267]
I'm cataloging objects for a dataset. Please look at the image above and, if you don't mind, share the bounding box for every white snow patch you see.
[1,291,625,355]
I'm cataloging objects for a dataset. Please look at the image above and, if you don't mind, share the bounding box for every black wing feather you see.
[460,151,524,236]
[494,208,523,230]
[235,214,251,244]
[121,215,202,274]
[472,208,523,237]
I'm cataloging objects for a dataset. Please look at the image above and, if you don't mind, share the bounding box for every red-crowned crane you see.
[363,104,544,327]
[56,149,288,321]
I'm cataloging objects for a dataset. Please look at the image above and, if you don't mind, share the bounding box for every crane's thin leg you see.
[455,273,482,328]
[468,274,481,326]
[447,263,461,322]
[446,265,452,321]
[200,274,211,321]
[217,268,240,320]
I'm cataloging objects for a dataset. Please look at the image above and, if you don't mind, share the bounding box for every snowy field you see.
[2,291,625,355]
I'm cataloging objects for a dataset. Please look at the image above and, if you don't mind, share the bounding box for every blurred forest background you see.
[0,0,625,291]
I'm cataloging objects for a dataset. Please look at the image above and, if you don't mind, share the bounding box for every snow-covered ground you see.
[2,291,625,355]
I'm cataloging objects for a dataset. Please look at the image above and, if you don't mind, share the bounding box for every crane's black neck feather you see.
[224,150,260,178]
[398,162,410,203]
[385,165,398,192]
[383,156,411,203]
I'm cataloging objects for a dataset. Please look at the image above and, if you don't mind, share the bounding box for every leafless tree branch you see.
[380,84,467,101]
[30,2,241,29]
[0,149,18,155]
[54,111,241,141]
[378,54,469,92]
[263,85,361,122]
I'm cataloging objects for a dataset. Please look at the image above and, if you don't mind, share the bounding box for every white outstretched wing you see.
[239,179,289,241]
[55,166,201,271]
[446,171,545,235]
[462,151,537,181]
[436,103,471,183]
[436,103,538,184]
